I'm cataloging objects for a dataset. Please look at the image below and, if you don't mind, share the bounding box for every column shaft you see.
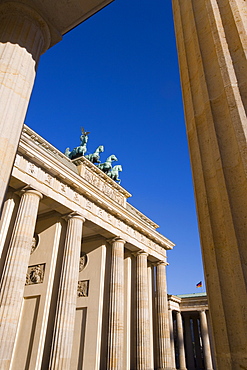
[49,213,84,370]
[0,3,50,209]
[0,192,17,257]
[172,0,247,368]
[107,237,125,370]
[193,317,203,370]
[156,262,172,369]
[169,309,176,370]
[0,189,42,369]
[136,252,152,370]
[184,316,195,370]
[176,311,187,370]
[200,310,213,370]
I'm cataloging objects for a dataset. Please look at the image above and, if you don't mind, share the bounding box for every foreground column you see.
[172,1,247,368]
[200,310,213,370]
[156,261,172,369]
[49,213,85,370]
[0,188,42,369]
[176,311,187,370]
[107,237,125,370]
[0,2,51,210]
[136,251,152,370]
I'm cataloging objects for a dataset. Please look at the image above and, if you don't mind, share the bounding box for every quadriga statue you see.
[97,155,118,175]
[108,165,122,184]
[85,145,104,163]
[64,127,90,160]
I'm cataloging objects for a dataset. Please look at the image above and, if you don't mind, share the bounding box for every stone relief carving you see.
[28,163,37,176]
[45,173,53,185]
[84,168,124,206]
[74,192,80,202]
[26,264,45,285]
[79,252,88,272]
[85,169,93,183]
[60,183,67,193]
[86,200,92,210]
[30,233,39,254]
[77,280,89,297]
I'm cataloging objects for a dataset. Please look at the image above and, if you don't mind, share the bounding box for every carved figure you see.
[30,266,43,283]
[26,264,45,285]
[108,165,122,184]
[30,233,39,254]
[98,155,118,175]
[85,145,104,163]
[77,280,89,297]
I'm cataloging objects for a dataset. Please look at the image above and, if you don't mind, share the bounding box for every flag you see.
[196,281,202,288]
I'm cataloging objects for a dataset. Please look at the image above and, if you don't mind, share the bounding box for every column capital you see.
[0,1,52,53]
[155,260,169,267]
[64,212,85,223]
[20,186,43,200]
[107,236,126,245]
[132,249,149,258]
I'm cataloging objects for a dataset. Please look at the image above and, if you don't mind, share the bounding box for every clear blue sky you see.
[25,0,205,295]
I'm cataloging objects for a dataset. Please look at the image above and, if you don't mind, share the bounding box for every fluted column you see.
[0,188,43,369]
[172,0,247,368]
[169,309,176,370]
[49,213,85,370]
[0,192,17,257]
[136,251,152,370]
[156,261,173,369]
[176,311,187,370]
[107,237,125,370]
[0,2,51,210]
[200,310,213,370]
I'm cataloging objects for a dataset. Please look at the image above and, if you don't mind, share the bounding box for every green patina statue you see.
[97,154,118,175]
[85,145,104,163]
[108,165,122,184]
[65,127,90,160]
[64,129,122,184]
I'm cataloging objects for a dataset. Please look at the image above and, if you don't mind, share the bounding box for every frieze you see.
[84,167,124,206]
[45,173,53,186]
[26,264,45,285]
[14,151,172,252]
[86,200,93,210]
[78,280,89,297]
[74,192,80,203]
[27,162,38,176]
[60,183,67,194]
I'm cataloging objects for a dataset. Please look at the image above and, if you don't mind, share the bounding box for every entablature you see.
[13,126,175,259]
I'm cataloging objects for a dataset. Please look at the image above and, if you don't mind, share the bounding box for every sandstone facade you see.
[0,125,174,369]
